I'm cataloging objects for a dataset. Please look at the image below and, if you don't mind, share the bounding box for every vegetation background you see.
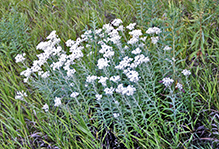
[0,0,218,148]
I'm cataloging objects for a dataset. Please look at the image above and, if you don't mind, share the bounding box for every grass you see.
[0,0,219,148]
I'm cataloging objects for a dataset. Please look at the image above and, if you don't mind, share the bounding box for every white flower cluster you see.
[162,77,174,87]
[42,104,49,112]
[111,19,123,26]
[15,53,26,63]
[182,69,191,76]
[176,83,183,90]
[116,84,136,96]
[54,97,62,107]
[146,27,162,34]
[15,90,27,101]
[70,92,79,98]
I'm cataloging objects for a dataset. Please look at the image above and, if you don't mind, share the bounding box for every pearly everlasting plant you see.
[16,18,194,146]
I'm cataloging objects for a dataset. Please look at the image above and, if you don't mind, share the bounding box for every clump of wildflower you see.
[42,104,49,112]
[54,97,62,107]
[162,77,174,87]
[15,91,27,101]
[182,69,191,76]
[15,53,26,63]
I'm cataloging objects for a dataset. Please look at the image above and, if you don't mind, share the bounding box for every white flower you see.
[126,23,136,30]
[127,37,139,45]
[146,27,161,34]
[129,29,142,38]
[70,92,79,98]
[124,70,139,82]
[164,46,171,51]
[104,87,115,95]
[54,97,62,107]
[116,84,125,93]
[151,36,159,44]
[42,104,49,112]
[111,19,123,26]
[110,76,121,83]
[176,83,183,90]
[182,69,191,76]
[114,101,119,105]
[46,30,57,40]
[65,39,75,47]
[20,68,32,78]
[116,25,124,31]
[99,44,113,54]
[98,76,108,86]
[103,50,115,58]
[95,29,102,35]
[115,56,133,70]
[102,24,114,33]
[130,54,150,68]
[162,77,174,87]
[140,37,147,42]
[15,91,27,101]
[41,71,50,78]
[67,69,76,77]
[86,75,98,83]
[15,53,26,63]
[97,58,109,69]
[95,94,102,101]
[131,47,142,54]
[172,57,176,62]
[113,113,120,118]
[125,85,136,96]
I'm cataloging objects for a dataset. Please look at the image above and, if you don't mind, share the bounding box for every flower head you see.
[95,94,102,101]
[113,113,120,118]
[146,27,161,34]
[15,91,27,101]
[97,58,109,69]
[54,97,62,107]
[104,87,115,95]
[70,92,79,98]
[126,23,136,30]
[42,104,49,112]
[182,69,191,76]
[111,19,123,26]
[151,37,159,44]
[176,83,183,90]
[162,77,174,87]
[15,53,26,63]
